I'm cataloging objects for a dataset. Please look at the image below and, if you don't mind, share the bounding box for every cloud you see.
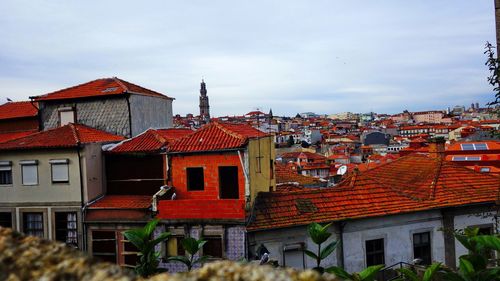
[0,0,496,116]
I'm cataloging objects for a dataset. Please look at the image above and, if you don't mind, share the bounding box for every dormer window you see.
[59,107,75,126]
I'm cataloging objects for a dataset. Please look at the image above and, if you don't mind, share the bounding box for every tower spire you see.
[199,79,210,123]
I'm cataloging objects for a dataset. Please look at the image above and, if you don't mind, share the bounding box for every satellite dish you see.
[337,165,348,175]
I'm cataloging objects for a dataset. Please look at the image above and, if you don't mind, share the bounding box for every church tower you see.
[199,79,210,123]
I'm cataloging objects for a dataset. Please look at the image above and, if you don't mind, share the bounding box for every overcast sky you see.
[0,1,496,116]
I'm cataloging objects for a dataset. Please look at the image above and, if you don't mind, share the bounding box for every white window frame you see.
[50,159,70,183]
[58,107,75,126]
[0,161,13,185]
[20,160,38,186]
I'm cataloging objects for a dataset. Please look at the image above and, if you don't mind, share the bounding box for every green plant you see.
[123,219,170,277]
[304,222,339,273]
[326,265,384,281]
[440,227,500,281]
[167,237,210,271]
[395,263,442,281]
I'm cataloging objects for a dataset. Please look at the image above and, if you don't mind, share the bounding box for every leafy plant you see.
[167,237,210,271]
[440,227,500,281]
[304,222,339,273]
[123,219,170,277]
[394,263,442,281]
[326,265,384,281]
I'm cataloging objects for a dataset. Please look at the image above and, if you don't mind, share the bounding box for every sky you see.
[0,1,496,116]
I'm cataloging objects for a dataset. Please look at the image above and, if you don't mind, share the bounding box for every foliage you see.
[394,227,500,281]
[304,222,339,273]
[123,219,170,277]
[394,263,442,281]
[326,265,384,281]
[167,237,210,271]
[485,42,500,110]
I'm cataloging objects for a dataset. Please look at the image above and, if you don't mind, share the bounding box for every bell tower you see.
[199,79,210,123]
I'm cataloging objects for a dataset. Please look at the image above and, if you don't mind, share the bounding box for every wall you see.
[0,149,82,203]
[342,210,445,272]
[156,224,246,273]
[39,97,130,137]
[0,118,38,133]
[248,224,339,269]
[81,143,105,203]
[453,210,499,264]
[129,94,173,136]
[247,136,276,203]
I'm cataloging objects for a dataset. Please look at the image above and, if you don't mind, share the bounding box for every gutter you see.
[238,150,250,200]
[152,185,170,212]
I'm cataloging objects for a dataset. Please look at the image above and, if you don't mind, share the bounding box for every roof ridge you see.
[112,77,129,92]
[149,129,167,144]
[213,122,246,141]
[32,77,113,100]
[69,123,81,145]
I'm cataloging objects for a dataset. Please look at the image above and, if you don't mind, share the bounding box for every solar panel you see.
[473,143,488,150]
[466,156,481,161]
[460,144,474,150]
[452,156,467,161]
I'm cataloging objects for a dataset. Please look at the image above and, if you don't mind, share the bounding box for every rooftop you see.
[0,101,38,120]
[109,128,193,154]
[248,154,499,231]
[0,123,124,151]
[168,122,267,153]
[31,77,173,101]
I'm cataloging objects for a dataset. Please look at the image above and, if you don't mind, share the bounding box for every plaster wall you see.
[342,211,445,272]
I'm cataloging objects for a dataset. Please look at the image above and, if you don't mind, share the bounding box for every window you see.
[0,212,12,228]
[0,161,12,185]
[413,232,431,265]
[20,160,38,185]
[203,236,223,258]
[23,212,44,237]
[219,166,239,199]
[55,212,78,248]
[164,236,185,258]
[480,167,491,173]
[50,159,69,183]
[91,231,117,263]
[187,167,204,191]
[123,237,139,267]
[59,107,75,126]
[366,238,385,266]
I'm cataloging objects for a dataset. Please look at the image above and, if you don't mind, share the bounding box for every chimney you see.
[428,137,445,159]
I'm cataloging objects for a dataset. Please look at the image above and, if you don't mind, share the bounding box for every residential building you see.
[84,128,192,267]
[0,101,39,143]
[30,77,174,137]
[0,124,124,250]
[247,142,499,272]
[154,122,275,272]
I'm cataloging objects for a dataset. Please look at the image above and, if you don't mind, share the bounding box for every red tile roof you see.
[447,141,500,151]
[0,123,124,150]
[280,151,326,161]
[248,154,499,231]
[32,77,172,101]
[109,128,193,154]
[0,101,38,120]
[276,163,322,186]
[0,130,37,144]
[168,122,268,153]
[88,195,151,209]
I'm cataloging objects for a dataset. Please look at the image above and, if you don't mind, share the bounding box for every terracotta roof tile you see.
[110,128,193,153]
[168,122,267,153]
[32,77,172,101]
[0,130,38,144]
[0,123,124,150]
[248,154,499,231]
[0,101,38,120]
[88,195,151,209]
[276,163,322,186]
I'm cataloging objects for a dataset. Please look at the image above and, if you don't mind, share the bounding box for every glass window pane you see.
[22,165,38,185]
[52,164,69,182]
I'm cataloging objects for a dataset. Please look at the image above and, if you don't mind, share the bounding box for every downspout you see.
[77,145,87,251]
[125,93,133,138]
[338,222,345,268]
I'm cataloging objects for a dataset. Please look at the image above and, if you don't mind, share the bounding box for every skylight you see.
[460,143,488,151]
[451,156,482,161]
[101,87,118,93]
